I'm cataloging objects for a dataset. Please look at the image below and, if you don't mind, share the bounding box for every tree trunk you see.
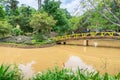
[38,0,41,10]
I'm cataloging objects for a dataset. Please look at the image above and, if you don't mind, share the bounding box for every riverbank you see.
[0,42,56,48]
[1,38,120,49]
[1,35,120,49]
[0,35,56,48]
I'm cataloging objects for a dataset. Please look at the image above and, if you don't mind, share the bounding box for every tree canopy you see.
[0,0,120,41]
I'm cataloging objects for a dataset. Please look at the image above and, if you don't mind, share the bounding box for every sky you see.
[18,0,83,16]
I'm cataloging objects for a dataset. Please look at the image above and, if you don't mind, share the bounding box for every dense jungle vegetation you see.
[0,0,120,43]
[0,0,120,79]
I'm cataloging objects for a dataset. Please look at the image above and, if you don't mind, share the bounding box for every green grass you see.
[0,65,120,80]
[33,67,120,80]
[0,64,23,80]
[0,39,55,48]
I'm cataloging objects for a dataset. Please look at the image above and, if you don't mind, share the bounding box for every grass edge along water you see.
[0,64,120,80]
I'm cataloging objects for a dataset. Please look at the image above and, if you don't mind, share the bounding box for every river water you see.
[0,39,120,75]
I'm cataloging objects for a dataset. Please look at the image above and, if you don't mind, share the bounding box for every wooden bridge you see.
[51,32,120,46]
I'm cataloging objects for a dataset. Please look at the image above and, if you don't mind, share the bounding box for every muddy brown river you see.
[0,39,120,75]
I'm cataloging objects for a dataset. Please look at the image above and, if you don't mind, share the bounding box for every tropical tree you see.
[79,0,120,31]
[10,0,19,15]
[30,12,56,34]
[0,5,5,19]
[8,5,35,33]
[1,0,19,16]
[0,21,12,37]
[18,5,36,32]
[30,12,56,41]
[75,13,91,33]
[42,0,71,35]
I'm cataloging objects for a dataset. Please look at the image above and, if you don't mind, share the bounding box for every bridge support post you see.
[63,42,66,45]
[83,40,89,46]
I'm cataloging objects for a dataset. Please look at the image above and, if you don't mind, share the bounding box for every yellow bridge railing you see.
[52,32,120,41]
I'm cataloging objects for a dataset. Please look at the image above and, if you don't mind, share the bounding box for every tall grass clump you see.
[33,67,120,80]
[0,64,23,80]
[33,67,75,80]
[0,64,120,80]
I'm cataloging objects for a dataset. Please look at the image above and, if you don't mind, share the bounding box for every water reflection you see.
[18,61,36,80]
[64,56,95,72]
[83,47,87,53]
[94,42,98,47]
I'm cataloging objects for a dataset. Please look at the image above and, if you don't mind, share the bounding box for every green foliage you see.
[42,0,71,35]
[33,67,75,80]
[53,9,71,34]
[19,5,35,17]
[17,15,33,33]
[0,5,5,19]
[75,0,120,32]
[19,4,36,28]
[8,15,33,33]
[33,33,47,42]
[0,0,19,16]
[70,13,90,33]
[7,0,19,16]
[0,64,119,80]
[11,28,24,36]
[30,12,56,42]
[8,5,35,33]
[42,0,61,14]
[7,16,17,27]
[115,73,120,79]
[80,0,120,31]
[33,67,120,80]
[87,11,118,31]
[0,21,12,37]
[69,17,80,31]
[0,64,23,80]
[30,12,56,34]
[0,0,120,40]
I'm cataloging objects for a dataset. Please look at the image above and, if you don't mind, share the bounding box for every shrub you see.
[0,21,12,37]
[12,28,24,36]
[33,67,75,80]
[33,67,120,80]
[33,33,47,42]
[30,12,56,34]
[0,64,23,80]
[0,64,119,80]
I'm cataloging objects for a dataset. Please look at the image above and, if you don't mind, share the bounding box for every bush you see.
[33,67,120,80]
[33,67,75,80]
[30,12,56,35]
[0,64,120,80]
[33,33,47,42]
[12,28,24,36]
[0,21,12,37]
[0,64,23,80]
